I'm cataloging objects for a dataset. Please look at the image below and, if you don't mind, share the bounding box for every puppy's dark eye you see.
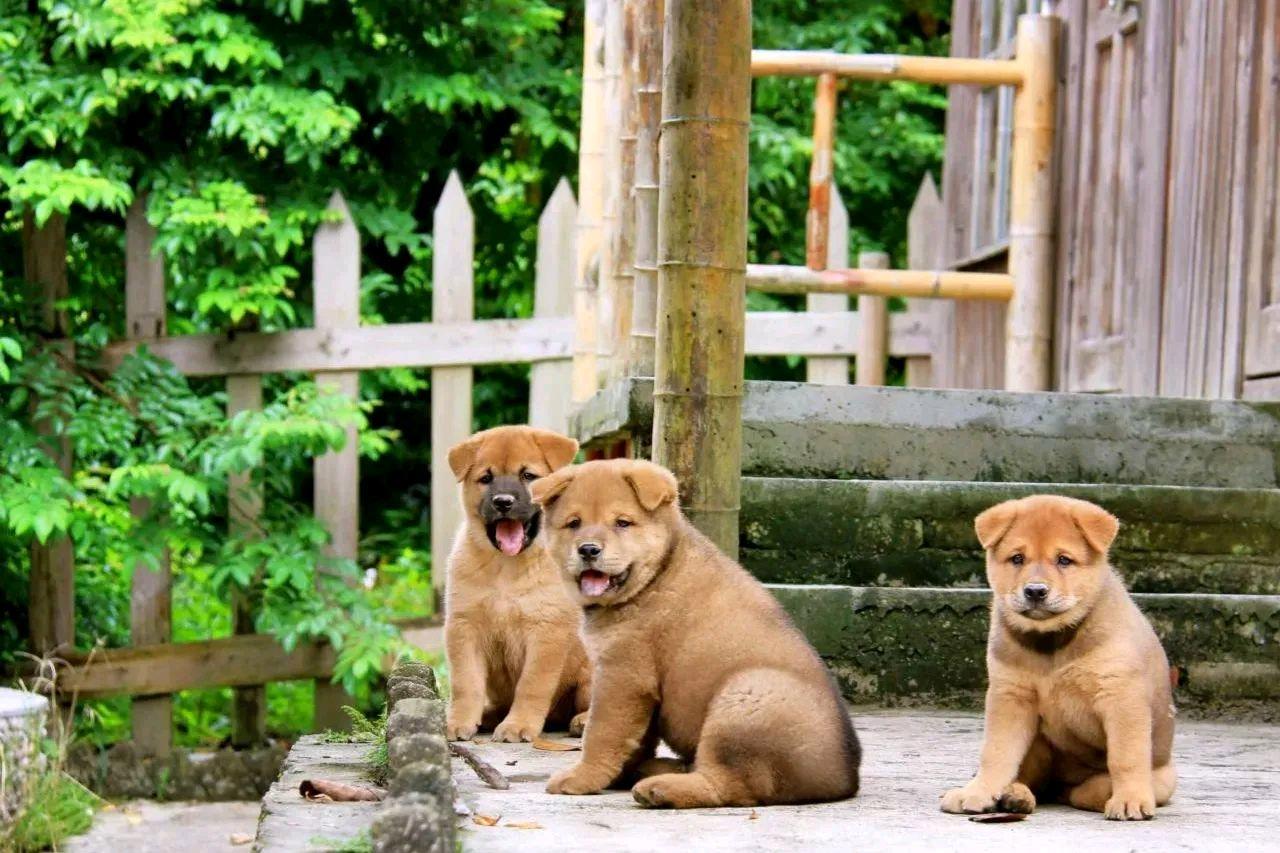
[565,518,581,530]
[1057,554,1073,567]
[1010,554,1025,566]
[521,470,539,482]
[615,518,632,529]
[478,471,493,485]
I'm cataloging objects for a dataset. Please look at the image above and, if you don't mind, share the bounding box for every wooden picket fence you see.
[33,170,933,754]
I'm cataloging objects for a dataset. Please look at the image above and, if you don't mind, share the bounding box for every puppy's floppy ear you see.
[447,435,482,482]
[529,428,579,471]
[1070,500,1119,555]
[530,466,575,508]
[974,500,1019,550]
[624,461,678,512]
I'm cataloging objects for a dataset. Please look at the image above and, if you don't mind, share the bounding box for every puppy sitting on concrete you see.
[443,426,591,743]
[531,458,860,808]
[941,494,1176,820]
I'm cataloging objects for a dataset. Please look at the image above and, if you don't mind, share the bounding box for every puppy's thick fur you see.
[941,495,1176,821]
[531,459,860,808]
[444,426,591,743]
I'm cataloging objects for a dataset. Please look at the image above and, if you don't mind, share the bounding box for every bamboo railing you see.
[570,8,1060,551]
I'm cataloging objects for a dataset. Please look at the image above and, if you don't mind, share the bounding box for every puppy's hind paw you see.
[997,782,1036,814]
[568,711,588,737]
[941,785,999,815]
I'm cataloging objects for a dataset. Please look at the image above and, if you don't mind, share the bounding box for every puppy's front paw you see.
[546,763,609,796]
[998,782,1037,814]
[1104,788,1155,821]
[445,715,479,742]
[941,784,999,814]
[492,716,541,743]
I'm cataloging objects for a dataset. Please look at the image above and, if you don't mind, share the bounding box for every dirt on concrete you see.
[63,799,260,853]
[452,709,1280,853]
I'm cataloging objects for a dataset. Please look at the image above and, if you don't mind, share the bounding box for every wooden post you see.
[652,0,750,556]
[608,0,639,380]
[312,190,361,731]
[125,198,173,756]
[529,180,577,433]
[855,251,890,386]
[595,0,623,385]
[807,189,851,384]
[573,0,605,402]
[1005,14,1058,392]
[22,212,75,657]
[227,374,265,745]
[431,173,474,603]
[905,174,943,388]
[629,0,663,377]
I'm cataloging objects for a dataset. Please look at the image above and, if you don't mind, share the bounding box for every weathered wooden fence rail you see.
[29,167,934,754]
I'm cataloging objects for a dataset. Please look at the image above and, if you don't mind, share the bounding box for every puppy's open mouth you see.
[486,514,540,556]
[578,567,630,598]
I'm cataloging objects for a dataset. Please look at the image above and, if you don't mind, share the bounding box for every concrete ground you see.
[453,710,1280,853]
[63,799,260,852]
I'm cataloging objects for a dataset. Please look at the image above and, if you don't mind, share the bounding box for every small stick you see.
[450,742,511,790]
[299,779,385,801]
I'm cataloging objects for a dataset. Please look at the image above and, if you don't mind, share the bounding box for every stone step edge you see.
[767,584,1280,707]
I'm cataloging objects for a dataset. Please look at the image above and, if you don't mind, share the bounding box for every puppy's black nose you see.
[492,494,515,512]
[578,542,602,560]
[1023,582,1049,603]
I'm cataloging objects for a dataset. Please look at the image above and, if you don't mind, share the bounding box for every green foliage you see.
[2,771,100,852]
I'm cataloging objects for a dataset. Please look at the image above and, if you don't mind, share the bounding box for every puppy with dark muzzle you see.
[443,426,591,743]
[941,495,1176,820]
[531,458,860,808]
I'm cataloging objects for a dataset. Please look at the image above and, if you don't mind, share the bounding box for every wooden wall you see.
[938,0,1280,400]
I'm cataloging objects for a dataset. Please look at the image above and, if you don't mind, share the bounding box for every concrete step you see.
[768,584,1280,715]
[571,379,1280,488]
[741,477,1280,594]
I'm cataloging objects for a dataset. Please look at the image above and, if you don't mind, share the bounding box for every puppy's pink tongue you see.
[495,519,525,555]
[579,570,610,597]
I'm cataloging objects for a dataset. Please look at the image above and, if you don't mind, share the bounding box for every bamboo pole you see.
[609,0,639,380]
[747,264,1014,301]
[595,0,623,385]
[750,50,1023,86]
[573,0,606,403]
[855,251,889,386]
[629,0,662,377]
[652,0,750,557]
[1004,14,1059,391]
[806,73,838,270]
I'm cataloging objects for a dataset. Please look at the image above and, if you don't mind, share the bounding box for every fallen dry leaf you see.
[504,821,543,830]
[748,809,759,821]
[505,760,518,766]
[532,736,581,752]
[968,812,1028,824]
[472,814,501,827]
[229,832,254,846]
[124,811,143,826]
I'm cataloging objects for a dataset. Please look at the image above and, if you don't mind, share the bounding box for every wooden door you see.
[1062,1,1144,393]
[1243,0,1280,386]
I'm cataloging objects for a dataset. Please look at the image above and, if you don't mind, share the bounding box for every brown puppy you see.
[444,426,591,743]
[531,458,860,808]
[941,494,1176,820]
